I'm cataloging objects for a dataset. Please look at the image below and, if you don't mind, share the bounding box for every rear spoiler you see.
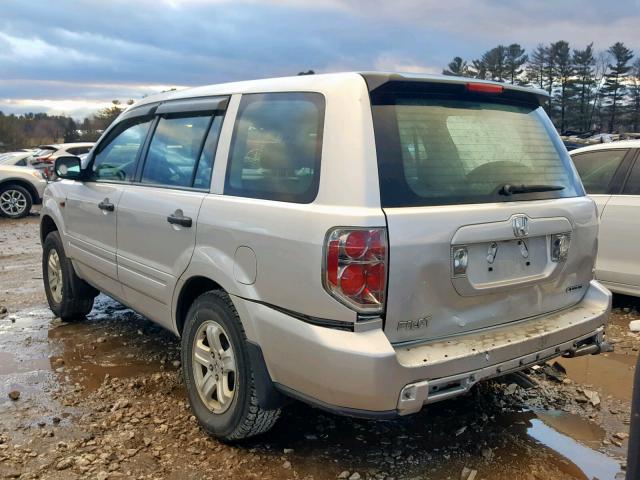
[361,72,549,107]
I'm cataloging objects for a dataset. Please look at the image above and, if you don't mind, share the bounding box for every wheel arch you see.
[40,214,59,244]
[174,275,224,336]
[0,178,39,204]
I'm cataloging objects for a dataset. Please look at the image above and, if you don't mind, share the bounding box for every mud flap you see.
[246,342,287,410]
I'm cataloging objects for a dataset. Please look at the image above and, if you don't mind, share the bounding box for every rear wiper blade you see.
[498,184,565,196]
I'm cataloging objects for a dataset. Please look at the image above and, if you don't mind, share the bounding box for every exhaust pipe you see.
[562,333,612,358]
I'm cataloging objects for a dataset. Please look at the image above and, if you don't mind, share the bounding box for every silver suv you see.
[40,72,611,441]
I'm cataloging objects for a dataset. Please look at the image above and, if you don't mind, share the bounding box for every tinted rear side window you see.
[225,92,324,203]
[371,92,581,207]
[571,149,628,194]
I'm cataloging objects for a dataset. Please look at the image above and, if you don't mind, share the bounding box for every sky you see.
[1,0,640,118]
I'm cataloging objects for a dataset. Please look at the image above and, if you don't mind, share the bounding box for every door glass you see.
[571,150,628,194]
[193,116,223,190]
[92,119,152,182]
[141,115,211,188]
[623,156,640,195]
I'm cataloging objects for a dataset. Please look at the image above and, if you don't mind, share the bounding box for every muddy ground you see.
[0,213,638,480]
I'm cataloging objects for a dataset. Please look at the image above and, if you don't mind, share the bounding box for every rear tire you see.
[0,184,32,219]
[181,290,280,441]
[43,231,96,320]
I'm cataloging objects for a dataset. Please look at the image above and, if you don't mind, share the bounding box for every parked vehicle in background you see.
[41,72,611,441]
[562,140,584,151]
[0,156,47,218]
[27,143,94,178]
[570,140,640,297]
[0,151,36,166]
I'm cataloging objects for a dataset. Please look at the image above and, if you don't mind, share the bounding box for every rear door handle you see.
[98,200,115,212]
[167,211,192,228]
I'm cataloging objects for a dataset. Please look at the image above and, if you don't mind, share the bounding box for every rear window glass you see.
[371,94,581,207]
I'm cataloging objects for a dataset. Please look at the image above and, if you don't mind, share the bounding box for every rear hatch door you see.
[367,78,597,344]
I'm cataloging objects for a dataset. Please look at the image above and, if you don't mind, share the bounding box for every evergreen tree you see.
[551,41,573,133]
[543,43,557,113]
[630,59,640,132]
[571,43,596,131]
[443,57,470,76]
[470,58,488,80]
[480,45,508,82]
[505,44,528,84]
[603,42,634,132]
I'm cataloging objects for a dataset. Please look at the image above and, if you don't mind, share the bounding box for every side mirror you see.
[54,156,82,180]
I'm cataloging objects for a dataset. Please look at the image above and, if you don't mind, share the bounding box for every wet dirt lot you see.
[0,214,638,480]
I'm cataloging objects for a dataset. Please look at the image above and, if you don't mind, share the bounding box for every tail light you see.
[323,227,388,314]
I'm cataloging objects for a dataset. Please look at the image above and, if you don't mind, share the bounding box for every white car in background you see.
[570,140,640,296]
[0,150,35,167]
[0,152,48,218]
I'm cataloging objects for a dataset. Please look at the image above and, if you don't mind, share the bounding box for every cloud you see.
[1,0,639,116]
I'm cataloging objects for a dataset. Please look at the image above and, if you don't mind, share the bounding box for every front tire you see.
[43,231,96,320]
[181,291,280,441]
[0,184,32,218]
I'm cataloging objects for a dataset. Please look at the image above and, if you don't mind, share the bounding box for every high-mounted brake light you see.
[323,227,388,314]
[466,82,504,94]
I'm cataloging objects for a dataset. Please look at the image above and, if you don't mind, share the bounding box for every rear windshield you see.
[371,93,582,207]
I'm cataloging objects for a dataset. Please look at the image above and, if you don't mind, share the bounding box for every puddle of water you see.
[48,323,163,390]
[556,352,637,402]
[491,410,622,479]
[528,417,622,480]
[535,410,605,448]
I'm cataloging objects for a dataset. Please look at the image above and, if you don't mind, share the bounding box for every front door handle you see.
[167,210,192,228]
[98,200,115,212]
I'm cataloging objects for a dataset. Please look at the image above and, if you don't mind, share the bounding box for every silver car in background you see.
[40,72,611,441]
[570,140,640,297]
[0,151,47,218]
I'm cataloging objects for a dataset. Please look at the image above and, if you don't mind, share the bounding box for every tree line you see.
[0,100,133,152]
[443,41,640,135]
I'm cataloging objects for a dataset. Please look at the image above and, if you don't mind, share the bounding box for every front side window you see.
[141,115,211,188]
[91,119,151,182]
[225,92,324,203]
[372,94,581,206]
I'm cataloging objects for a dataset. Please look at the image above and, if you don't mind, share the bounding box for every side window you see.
[623,155,640,195]
[68,146,91,155]
[571,150,628,194]
[15,158,27,166]
[141,115,211,188]
[225,92,324,203]
[92,119,152,182]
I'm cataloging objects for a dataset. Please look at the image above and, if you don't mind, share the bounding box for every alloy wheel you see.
[0,189,28,217]
[192,320,237,414]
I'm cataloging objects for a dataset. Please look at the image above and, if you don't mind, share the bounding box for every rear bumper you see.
[235,280,611,416]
